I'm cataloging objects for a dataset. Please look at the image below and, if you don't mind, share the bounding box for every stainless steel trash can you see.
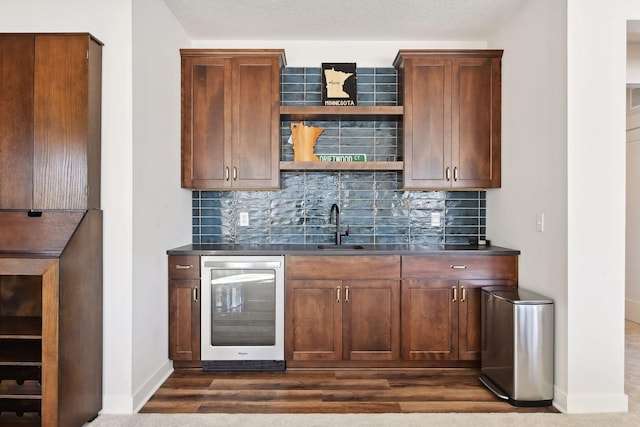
[479,286,554,407]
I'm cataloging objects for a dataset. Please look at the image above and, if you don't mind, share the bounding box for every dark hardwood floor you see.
[141,368,559,414]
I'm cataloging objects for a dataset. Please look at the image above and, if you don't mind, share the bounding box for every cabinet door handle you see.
[461,286,466,302]
[450,265,467,269]
[225,167,230,181]
[192,287,198,303]
[345,286,350,303]
[233,167,237,181]
[453,167,458,181]
[452,286,457,302]
[175,264,193,270]
[446,167,451,181]
[336,286,341,303]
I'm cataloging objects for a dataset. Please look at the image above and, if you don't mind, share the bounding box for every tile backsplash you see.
[191,67,487,246]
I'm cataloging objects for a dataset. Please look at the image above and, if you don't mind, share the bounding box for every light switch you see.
[536,213,544,232]
[239,212,249,227]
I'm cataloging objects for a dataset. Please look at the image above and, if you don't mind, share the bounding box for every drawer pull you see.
[175,264,193,270]
[452,286,457,302]
[450,265,467,269]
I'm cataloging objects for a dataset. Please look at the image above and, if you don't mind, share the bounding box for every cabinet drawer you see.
[168,255,200,279]
[402,255,517,280]
[286,256,400,280]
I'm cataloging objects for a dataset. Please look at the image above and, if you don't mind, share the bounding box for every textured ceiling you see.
[162,0,530,41]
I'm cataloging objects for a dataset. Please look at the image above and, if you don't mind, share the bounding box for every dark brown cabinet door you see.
[168,256,201,361]
[168,279,201,361]
[285,279,343,361]
[458,279,516,361]
[343,280,400,361]
[181,50,283,190]
[452,56,501,189]
[0,34,102,210]
[401,279,458,361]
[395,50,501,190]
[0,35,34,209]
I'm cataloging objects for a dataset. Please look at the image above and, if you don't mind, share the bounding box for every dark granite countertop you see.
[167,243,520,256]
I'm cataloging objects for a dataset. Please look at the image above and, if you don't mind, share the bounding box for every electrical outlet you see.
[431,212,441,227]
[536,213,544,232]
[239,212,249,227]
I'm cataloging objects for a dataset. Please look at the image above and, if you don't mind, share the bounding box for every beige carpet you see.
[87,321,640,426]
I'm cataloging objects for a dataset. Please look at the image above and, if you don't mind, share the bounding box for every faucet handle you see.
[342,224,350,237]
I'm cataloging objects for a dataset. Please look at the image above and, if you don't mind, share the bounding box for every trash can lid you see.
[481,286,553,305]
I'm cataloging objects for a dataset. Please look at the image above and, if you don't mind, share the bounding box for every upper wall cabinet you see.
[181,49,285,190]
[0,34,102,210]
[394,50,502,190]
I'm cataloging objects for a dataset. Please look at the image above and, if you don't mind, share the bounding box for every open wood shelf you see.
[280,105,403,121]
[280,161,404,171]
[0,340,41,365]
[0,317,42,339]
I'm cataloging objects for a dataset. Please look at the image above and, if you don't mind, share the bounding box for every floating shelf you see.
[280,106,403,121]
[280,161,404,171]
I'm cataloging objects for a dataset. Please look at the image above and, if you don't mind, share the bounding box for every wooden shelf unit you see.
[280,105,403,121]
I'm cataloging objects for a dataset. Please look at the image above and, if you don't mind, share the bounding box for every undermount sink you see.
[317,244,365,250]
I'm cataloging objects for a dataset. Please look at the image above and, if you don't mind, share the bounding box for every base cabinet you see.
[0,210,102,427]
[401,255,517,361]
[285,256,401,363]
[168,256,201,363]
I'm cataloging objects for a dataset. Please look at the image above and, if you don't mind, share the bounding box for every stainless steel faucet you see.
[329,203,349,245]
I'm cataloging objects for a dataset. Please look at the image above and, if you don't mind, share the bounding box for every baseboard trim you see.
[99,360,174,414]
[565,392,628,413]
[625,298,640,323]
[133,359,174,413]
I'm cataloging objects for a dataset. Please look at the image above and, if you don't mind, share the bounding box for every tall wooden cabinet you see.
[0,33,103,426]
[181,49,285,189]
[0,34,102,210]
[394,50,502,189]
[285,256,400,365]
[401,255,517,361]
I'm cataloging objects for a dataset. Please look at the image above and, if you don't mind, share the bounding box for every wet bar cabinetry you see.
[0,34,102,210]
[394,50,502,189]
[401,255,517,361]
[168,256,201,368]
[180,49,285,189]
[285,256,401,366]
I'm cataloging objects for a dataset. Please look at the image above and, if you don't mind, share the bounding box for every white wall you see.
[563,0,640,413]
[131,0,190,412]
[629,42,640,82]
[627,88,640,322]
[190,40,486,67]
[0,0,136,412]
[486,0,570,410]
